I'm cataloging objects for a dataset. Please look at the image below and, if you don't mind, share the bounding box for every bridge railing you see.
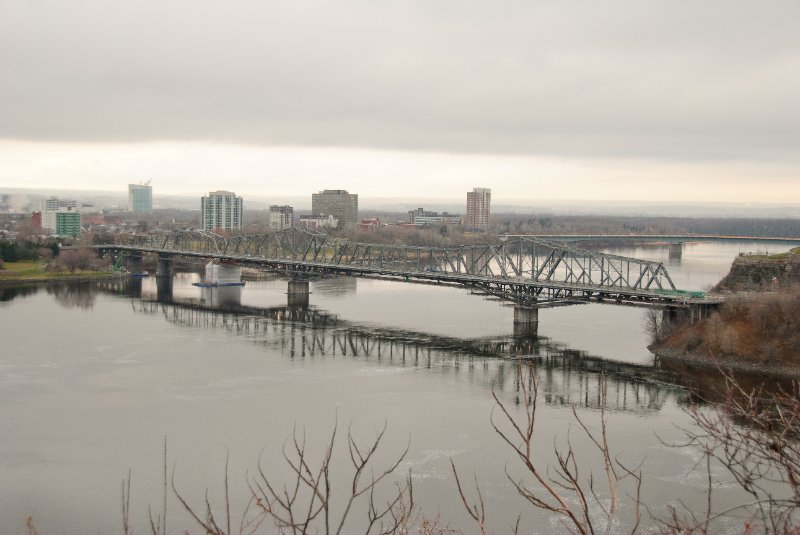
[111,227,676,292]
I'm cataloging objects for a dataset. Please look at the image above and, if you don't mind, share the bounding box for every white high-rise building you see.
[201,190,243,231]
[42,197,77,212]
[268,205,294,230]
[41,198,79,234]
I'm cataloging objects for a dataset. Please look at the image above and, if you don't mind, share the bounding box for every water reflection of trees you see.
[0,284,39,303]
[126,297,682,414]
[46,282,96,310]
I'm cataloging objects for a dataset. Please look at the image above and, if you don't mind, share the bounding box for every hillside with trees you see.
[651,248,800,375]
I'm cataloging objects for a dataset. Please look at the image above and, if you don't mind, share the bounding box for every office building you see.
[311,189,358,228]
[299,214,338,231]
[128,183,153,213]
[201,190,243,231]
[268,205,294,231]
[466,187,491,230]
[408,208,462,226]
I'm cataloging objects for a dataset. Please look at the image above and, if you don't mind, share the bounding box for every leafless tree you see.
[122,470,132,535]
[452,361,642,535]
[645,309,666,344]
[26,516,40,535]
[659,369,800,534]
[55,247,96,273]
[171,420,414,535]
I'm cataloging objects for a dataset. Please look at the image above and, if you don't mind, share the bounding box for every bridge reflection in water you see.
[102,278,683,415]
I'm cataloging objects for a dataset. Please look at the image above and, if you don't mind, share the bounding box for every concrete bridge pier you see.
[513,306,539,337]
[688,303,714,324]
[157,256,172,279]
[156,255,173,302]
[156,273,173,302]
[126,252,143,274]
[662,306,689,331]
[288,279,310,308]
[663,304,715,328]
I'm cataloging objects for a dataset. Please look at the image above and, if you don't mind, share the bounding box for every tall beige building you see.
[466,187,491,230]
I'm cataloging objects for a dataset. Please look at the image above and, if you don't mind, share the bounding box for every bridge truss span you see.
[107,227,709,309]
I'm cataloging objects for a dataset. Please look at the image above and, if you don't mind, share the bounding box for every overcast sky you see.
[1,0,798,204]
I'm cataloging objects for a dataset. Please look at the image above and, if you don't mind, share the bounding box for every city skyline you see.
[1,1,799,205]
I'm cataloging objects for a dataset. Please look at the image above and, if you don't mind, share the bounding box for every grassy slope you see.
[0,261,116,281]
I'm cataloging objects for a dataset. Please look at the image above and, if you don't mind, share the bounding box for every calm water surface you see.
[0,241,789,534]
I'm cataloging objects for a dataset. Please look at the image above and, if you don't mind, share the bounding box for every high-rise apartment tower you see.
[466,187,491,230]
[55,209,81,238]
[201,190,243,231]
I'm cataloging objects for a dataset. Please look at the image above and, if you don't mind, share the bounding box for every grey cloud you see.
[1,0,798,161]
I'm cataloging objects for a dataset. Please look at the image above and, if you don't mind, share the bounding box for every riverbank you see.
[0,260,124,286]
[654,346,800,380]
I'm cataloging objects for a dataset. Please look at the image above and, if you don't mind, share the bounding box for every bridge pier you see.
[662,304,715,328]
[288,280,310,308]
[156,255,173,302]
[513,306,539,337]
[157,255,172,279]
[205,261,242,285]
[662,306,689,331]
[126,252,143,274]
[156,273,173,302]
[688,303,714,324]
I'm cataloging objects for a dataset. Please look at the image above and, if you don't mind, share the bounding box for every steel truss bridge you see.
[101,228,717,309]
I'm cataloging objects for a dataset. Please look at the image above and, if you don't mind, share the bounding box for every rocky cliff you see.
[714,247,800,291]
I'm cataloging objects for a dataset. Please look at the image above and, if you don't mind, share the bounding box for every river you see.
[0,240,791,534]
